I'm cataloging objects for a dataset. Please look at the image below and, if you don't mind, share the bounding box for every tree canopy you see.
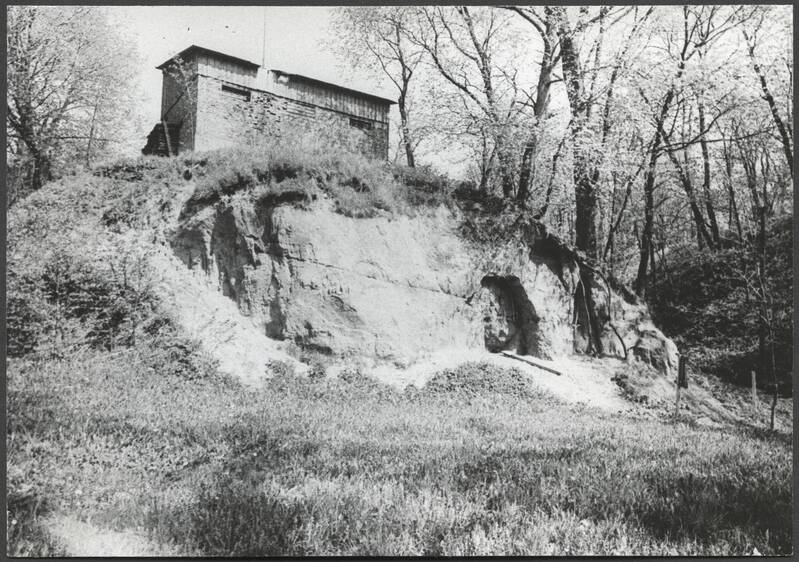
[332,4,792,390]
[7,5,141,203]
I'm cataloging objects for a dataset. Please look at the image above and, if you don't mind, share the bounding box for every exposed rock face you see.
[171,193,677,375]
[583,274,680,378]
[629,322,680,378]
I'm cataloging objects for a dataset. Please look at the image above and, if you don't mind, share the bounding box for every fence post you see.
[675,355,687,419]
[751,370,758,413]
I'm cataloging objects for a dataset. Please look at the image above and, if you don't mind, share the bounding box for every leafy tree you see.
[631,6,754,293]
[500,6,559,206]
[331,7,423,167]
[740,6,793,178]
[407,6,530,195]
[6,6,140,202]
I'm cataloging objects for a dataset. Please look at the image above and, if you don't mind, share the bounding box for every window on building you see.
[221,84,251,101]
[349,117,373,131]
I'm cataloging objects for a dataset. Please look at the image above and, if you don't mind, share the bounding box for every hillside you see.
[8,145,680,380]
[6,147,793,556]
[650,217,793,393]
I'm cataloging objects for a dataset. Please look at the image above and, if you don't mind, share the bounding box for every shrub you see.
[611,363,662,404]
[297,349,331,380]
[423,361,551,401]
[8,203,169,356]
[391,164,455,208]
[266,360,296,378]
[457,206,529,248]
[141,322,220,382]
[452,183,507,214]
[327,181,394,218]
[6,271,49,356]
[253,177,317,209]
[92,155,185,184]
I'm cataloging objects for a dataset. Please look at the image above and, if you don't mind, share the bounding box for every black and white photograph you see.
[5,4,794,557]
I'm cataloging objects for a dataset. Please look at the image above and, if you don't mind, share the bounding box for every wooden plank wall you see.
[197,54,257,88]
[271,72,389,123]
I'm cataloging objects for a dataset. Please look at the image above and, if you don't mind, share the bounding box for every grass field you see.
[6,346,793,557]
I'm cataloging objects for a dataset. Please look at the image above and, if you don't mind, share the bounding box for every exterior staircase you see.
[142,122,181,156]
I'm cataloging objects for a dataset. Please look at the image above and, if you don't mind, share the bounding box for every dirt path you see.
[44,514,179,557]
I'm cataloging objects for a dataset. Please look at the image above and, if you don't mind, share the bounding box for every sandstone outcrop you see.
[170,191,678,376]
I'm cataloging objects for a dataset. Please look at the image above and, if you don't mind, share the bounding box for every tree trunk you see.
[636,34,691,293]
[29,148,51,192]
[574,166,599,258]
[649,234,657,289]
[478,135,495,192]
[697,100,720,245]
[755,202,771,429]
[604,174,619,264]
[578,266,605,356]
[397,95,415,168]
[665,147,715,250]
[496,138,515,200]
[552,8,598,258]
[769,337,778,431]
[551,5,603,355]
[723,140,743,241]
[516,138,536,205]
[517,32,554,205]
[635,141,660,297]
[85,97,100,168]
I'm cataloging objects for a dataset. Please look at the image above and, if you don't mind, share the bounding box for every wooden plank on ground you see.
[500,351,562,376]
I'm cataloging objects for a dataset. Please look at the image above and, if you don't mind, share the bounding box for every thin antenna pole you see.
[261,6,267,68]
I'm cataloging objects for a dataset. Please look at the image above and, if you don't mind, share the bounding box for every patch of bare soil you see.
[44,514,180,557]
[369,348,633,413]
[368,349,791,433]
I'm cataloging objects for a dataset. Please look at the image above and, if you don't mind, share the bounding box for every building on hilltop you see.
[142,45,394,159]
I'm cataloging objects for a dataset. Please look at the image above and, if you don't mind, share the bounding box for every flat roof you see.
[157,45,260,70]
[270,69,396,106]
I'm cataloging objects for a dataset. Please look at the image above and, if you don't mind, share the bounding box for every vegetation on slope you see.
[170,142,460,220]
[649,217,793,393]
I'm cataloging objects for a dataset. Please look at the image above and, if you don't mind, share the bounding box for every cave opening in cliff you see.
[480,275,541,356]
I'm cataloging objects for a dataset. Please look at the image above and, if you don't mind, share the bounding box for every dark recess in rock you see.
[480,275,541,357]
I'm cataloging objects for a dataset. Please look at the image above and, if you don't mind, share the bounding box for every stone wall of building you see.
[194,75,389,159]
